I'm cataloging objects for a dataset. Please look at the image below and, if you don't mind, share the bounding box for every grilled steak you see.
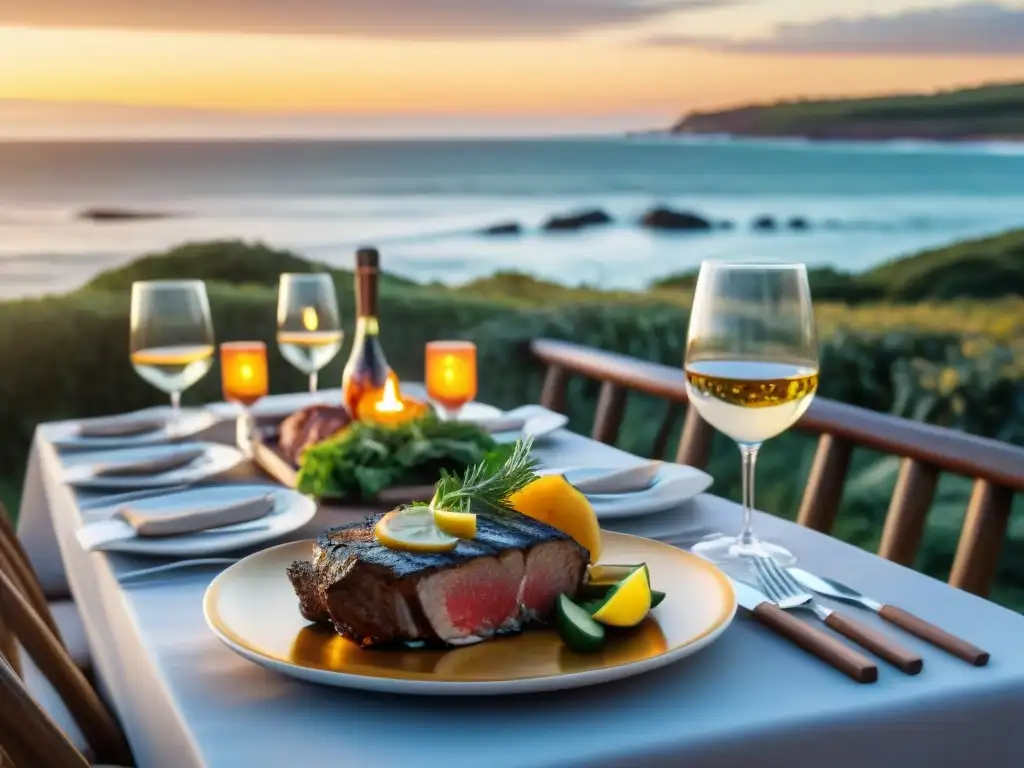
[286,511,589,647]
[277,404,352,464]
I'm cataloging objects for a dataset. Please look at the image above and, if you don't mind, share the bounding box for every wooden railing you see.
[530,338,1024,598]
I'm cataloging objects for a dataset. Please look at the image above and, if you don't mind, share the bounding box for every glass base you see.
[691,533,796,568]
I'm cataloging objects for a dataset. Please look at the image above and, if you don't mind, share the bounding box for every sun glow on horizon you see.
[2,18,1024,137]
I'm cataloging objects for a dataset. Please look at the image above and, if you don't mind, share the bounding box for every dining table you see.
[15,388,1024,768]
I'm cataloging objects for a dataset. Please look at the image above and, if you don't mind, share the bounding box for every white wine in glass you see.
[129,280,215,413]
[684,261,819,567]
[276,273,343,392]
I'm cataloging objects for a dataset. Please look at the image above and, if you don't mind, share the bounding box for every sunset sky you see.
[2,1,1024,137]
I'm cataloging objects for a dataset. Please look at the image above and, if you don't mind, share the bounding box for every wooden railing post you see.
[949,480,1014,597]
[591,382,627,445]
[539,364,568,413]
[652,402,683,459]
[675,407,714,469]
[797,435,853,533]
[877,459,939,566]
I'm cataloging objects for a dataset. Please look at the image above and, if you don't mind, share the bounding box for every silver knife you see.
[731,579,877,683]
[788,568,990,666]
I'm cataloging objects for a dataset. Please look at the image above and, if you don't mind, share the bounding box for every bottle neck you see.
[355,265,379,318]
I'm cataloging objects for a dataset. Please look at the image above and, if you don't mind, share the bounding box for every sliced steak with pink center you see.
[286,510,589,647]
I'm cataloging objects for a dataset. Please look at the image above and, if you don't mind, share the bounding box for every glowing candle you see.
[356,374,428,426]
[220,341,268,407]
[425,341,477,418]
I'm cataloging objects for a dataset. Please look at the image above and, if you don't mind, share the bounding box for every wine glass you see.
[129,280,215,414]
[684,261,819,567]
[276,273,343,392]
[425,341,477,419]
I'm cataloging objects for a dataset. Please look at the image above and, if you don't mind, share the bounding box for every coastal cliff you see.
[671,82,1024,142]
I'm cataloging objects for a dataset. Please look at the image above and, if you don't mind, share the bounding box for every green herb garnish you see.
[429,435,538,515]
[295,415,499,499]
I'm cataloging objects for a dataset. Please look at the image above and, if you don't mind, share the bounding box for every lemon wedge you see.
[591,565,651,627]
[432,508,477,539]
[374,506,459,553]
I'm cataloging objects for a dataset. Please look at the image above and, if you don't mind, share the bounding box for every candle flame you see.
[375,377,405,413]
[302,306,319,332]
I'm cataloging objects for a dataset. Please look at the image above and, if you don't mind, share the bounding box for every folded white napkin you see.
[569,463,662,495]
[535,462,663,495]
[470,416,527,434]
[77,417,166,438]
[76,494,275,551]
[92,448,204,478]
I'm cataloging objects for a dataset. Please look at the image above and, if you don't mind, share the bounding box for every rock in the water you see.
[639,207,712,231]
[480,221,522,236]
[78,207,175,222]
[542,209,613,231]
[752,215,777,231]
[717,220,735,230]
[788,217,810,230]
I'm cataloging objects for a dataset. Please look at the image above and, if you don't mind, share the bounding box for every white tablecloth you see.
[17,395,1024,768]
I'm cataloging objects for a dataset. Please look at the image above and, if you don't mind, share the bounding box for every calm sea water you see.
[2,136,1024,299]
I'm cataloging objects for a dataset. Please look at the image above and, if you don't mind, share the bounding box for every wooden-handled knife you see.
[731,579,878,683]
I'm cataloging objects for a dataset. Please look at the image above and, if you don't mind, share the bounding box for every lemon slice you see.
[591,565,652,627]
[374,506,459,553]
[432,508,477,539]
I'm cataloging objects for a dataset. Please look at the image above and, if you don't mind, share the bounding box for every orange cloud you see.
[0,0,729,38]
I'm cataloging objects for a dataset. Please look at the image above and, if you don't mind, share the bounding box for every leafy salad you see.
[295,415,511,499]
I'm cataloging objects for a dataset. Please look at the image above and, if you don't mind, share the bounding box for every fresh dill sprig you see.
[429,436,538,515]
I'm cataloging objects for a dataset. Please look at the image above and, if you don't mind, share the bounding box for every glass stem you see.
[236,407,254,457]
[738,443,761,546]
[171,391,181,412]
[309,371,318,393]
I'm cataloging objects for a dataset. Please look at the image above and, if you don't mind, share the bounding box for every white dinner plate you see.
[79,484,317,556]
[50,408,219,451]
[542,464,714,520]
[204,531,736,695]
[61,442,245,490]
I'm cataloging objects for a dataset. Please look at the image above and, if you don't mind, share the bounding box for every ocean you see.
[2,136,1024,300]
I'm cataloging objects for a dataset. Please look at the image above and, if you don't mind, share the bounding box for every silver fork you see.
[753,556,923,675]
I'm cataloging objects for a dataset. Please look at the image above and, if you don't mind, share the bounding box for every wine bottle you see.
[341,247,392,416]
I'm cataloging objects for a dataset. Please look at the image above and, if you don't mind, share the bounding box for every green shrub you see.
[82,239,419,293]
[653,266,884,304]
[654,229,1024,303]
[865,229,1024,301]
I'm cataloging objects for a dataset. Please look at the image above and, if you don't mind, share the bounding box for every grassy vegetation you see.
[85,239,422,294]
[673,81,1024,141]
[654,229,1024,305]
[5,235,1024,610]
